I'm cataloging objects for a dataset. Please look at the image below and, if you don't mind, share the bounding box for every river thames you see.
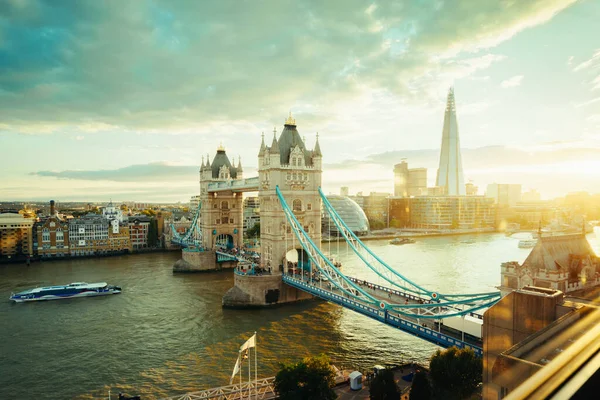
[1,232,598,399]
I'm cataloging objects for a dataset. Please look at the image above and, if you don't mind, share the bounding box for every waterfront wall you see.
[173,249,236,272]
[222,272,312,308]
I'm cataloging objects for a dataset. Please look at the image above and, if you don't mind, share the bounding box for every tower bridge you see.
[171,112,501,354]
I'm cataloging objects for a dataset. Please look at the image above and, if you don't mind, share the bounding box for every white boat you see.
[9,282,121,303]
[518,239,538,248]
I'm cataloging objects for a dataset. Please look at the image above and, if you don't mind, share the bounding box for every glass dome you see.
[322,195,369,236]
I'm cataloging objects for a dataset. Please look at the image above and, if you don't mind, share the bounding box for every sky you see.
[1,0,599,202]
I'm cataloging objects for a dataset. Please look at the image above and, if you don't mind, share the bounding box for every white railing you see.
[158,377,276,400]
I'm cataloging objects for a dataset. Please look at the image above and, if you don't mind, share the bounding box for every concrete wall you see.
[222,273,312,308]
[173,249,234,272]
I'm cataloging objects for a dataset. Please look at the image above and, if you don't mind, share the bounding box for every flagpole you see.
[248,346,251,400]
[239,350,242,393]
[254,331,258,400]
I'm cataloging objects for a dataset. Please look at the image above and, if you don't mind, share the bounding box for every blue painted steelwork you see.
[216,251,239,263]
[276,185,498,318]
[283,275,483,356]
[170,202,203,248]
[319,187,501,305]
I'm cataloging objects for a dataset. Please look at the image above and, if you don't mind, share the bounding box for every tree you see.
[409,370,431,400]
[274,354,336,400]
[246,222,260,238]
[369,368,400,400]
[369,218,386,231]
[429,347,482,400]
[147,219,159,248]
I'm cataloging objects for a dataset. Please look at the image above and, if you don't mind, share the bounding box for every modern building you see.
[435,88,466,195]
[68,214,109,256]
[340,186,349,197]
[512,201,556,227]
[388,196,496,230]
[522,189,541,202]
[360,192,390,227]
[393,160,427,197]
[486,183,522,207]
[108,220,132,254]
[500,233,600,295]
[190,195,201,213]
[465,181,478,196]
[0,213,34,262]
[322,195,370,236]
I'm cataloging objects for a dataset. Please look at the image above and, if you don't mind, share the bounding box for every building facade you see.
[436,88,466,195]
[322,195,369,236]
[486,183,522,207]
[243,196,260,236]
[68,214,109,256]
[108,220,132,253]
[393,160,427,197]
[128,216,152,250]
[388,196,496,229]
[258,113,322,271]
[102,201,124,222]
[36,216,69,258]
[0,213,34,262]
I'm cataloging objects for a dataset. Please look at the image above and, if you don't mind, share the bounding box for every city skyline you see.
[2,1,600,202]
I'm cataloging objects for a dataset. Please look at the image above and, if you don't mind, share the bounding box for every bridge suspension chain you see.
[319,188,501,303]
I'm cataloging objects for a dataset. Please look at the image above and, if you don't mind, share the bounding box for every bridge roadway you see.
[282,273,484,355]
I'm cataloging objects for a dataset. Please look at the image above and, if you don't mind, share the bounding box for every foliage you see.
[389,218,401,229]
[120,204,128,211]
[429,347,482,400]
[142,209,156,217]
[147,219,159,247]
[246,222,260,238]
[369,368,400,400]
[409,370,431,400]
[274,354,336,400]
[369,218,386,230]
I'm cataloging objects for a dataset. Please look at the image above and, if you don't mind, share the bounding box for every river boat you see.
[390,237,415,245]
[9,282,121,303]
[518,239,538,248]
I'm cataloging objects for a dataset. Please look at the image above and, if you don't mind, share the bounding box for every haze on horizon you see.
[1,0,599,203]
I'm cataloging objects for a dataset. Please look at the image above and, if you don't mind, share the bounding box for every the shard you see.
[436,87,465,195]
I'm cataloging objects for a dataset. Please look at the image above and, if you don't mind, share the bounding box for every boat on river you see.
[9,282,121,303]
[390,237,415,245]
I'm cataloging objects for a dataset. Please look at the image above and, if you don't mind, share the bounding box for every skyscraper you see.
[436,87,466,195]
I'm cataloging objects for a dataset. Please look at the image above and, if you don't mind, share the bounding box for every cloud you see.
[0,0,577,135]
[572,49,600,72]
[501,75,524,88]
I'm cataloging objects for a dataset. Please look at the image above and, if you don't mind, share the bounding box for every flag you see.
[230,353,241,384]
[239,333,256,352]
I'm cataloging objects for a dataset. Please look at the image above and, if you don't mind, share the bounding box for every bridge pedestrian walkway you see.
[283,273,484,355]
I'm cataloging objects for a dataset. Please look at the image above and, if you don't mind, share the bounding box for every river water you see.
[1,232,598,399]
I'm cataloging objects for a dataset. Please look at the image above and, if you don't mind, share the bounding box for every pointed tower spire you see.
[206,153,211,167]
[270,127,279,154]
[313,132,322,156]
[237,155,243,171]
[436,87,465,195]
[201,155,205,171]
[258,131,266,156]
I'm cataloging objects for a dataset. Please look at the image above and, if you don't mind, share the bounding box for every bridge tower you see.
[258,113,323,272]
[199,144,244,250]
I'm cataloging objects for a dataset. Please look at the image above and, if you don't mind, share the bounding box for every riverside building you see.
[0,213,34,262]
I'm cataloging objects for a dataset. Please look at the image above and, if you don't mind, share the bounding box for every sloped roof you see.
[211,149,238,179]
[523,234,597,271]
[278,123,313,166]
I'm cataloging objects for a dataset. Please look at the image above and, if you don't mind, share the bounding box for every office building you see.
[68,214,109,257]
[128,216,152,250]
[340,186,349,197]
[393,161,427,197]
[322,195,369,236]
[0,213,34,262]
[486,183,522,207]
[436,88,466,195]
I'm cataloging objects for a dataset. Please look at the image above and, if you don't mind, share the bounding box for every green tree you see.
[274,354,336,400]
[369,368,400,400]
[390,218,401,228]
[369,218,386,231]
[246,222,260,238]
[409,370,431,400]
[142,209,156,217]
[429,347,482,400]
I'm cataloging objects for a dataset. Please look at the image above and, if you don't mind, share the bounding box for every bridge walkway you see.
[283,273,483,354]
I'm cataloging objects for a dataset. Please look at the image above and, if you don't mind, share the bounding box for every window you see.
[230,218,234,223]
[216,219,220,224]
[221,201,229,210]
[214,203,218,208]
[293,199,302,212]
[307,203,312,211]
